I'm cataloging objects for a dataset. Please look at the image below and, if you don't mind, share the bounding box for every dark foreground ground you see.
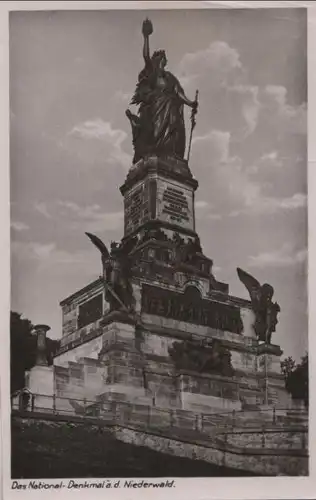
[11,417,258,478]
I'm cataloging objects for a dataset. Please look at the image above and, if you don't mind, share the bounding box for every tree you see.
[281,353,308,407]
[280,356,296,379]
[11,312,36,393]
[10,311,60,394]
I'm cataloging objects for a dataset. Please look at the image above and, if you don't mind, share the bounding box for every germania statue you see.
[126,18,198,164]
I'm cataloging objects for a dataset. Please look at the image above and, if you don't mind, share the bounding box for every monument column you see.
[34,324,51,366]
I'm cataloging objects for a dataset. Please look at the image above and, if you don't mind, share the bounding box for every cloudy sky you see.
[10,8,307,360]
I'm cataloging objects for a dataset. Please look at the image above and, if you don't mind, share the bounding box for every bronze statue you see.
[237,267,280,344]
[126,18,198,163]
[85,232,138,313]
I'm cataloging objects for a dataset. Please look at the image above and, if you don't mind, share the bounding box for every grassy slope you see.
[11,418,256,478]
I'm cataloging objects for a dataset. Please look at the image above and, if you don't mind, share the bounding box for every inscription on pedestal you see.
[157,179,193,229]
[78,294,103,329]
[125,181,150,234]
[142,284,242,334]
[162,186,189,223]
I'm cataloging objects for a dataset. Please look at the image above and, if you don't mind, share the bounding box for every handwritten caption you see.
[12,479,176,490]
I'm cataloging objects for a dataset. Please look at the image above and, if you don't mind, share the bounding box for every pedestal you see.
[26,365,55,411]
[98,318,150,404]
[257,343,283,375]
[257,343,289,406]
[178,372,242,413]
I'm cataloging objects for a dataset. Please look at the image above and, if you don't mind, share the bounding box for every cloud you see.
[70,119,125,142]
[192,127,306,219]
[261,85,307,135]
[57,200,101,218]
[114,90,131,103]
[178,41,242,86]
[194,129,261,214]
[227,84,261,136]
[270,192,307,210]
[195,200,209,209]
[66,119,132,169]
[261,151,278,161]
[194,199,221,220]
[192,128,261,211]
[178,41,262,139]
[11,221,29,231]
[31,200,124,233]
[256,150,284,169]
[32,242,56,260]
[248,243,307,268]
[230,192,307,217]
[11,240,90,268]
[207,213,222,221]
[213,265,222,274]
[193,130,231,163]
[178,38,306,155]
[56,200,123,232]
[34,202,52,219]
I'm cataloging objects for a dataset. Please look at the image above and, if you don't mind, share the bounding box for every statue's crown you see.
[152,49,166,60]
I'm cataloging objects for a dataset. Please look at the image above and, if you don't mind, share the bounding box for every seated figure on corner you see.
[126,18,198,164]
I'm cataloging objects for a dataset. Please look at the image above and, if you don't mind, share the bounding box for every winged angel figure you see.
[237,268,280,344]
[85,232,138,314]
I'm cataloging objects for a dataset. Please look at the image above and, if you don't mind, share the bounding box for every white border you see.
[1,2,315,499]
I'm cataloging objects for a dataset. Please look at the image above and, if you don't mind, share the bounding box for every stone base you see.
[99,384,151,405]
[26,365,55,410]
[181,392,242,413]
[257,343,283,375]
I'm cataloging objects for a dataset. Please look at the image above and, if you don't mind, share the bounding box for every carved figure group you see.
[172,233,202,267]
[168,338,234,377]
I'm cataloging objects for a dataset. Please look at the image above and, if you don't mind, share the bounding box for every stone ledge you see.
[140,320,256,349]
[120,156,198,196]
[112,426,308,476]
[12,411,307,459]
[60,277,103,307]
[100,312,137,327]
[257,343,283,356]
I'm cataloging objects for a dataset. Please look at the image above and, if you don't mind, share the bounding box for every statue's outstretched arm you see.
[142,18,153,64]
[143,36,150,63]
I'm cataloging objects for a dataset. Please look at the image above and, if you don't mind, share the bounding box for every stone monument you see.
[27,18,289,415]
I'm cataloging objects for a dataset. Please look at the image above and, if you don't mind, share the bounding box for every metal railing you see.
[11,392,308,452]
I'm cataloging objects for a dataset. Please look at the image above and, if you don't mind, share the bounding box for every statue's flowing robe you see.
[131,62,186,159]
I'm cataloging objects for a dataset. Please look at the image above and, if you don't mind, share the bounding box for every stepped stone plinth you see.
[35,154,290,418]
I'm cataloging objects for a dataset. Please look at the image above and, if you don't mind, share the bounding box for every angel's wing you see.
[85,232,110,259]
[236,267,261,303]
